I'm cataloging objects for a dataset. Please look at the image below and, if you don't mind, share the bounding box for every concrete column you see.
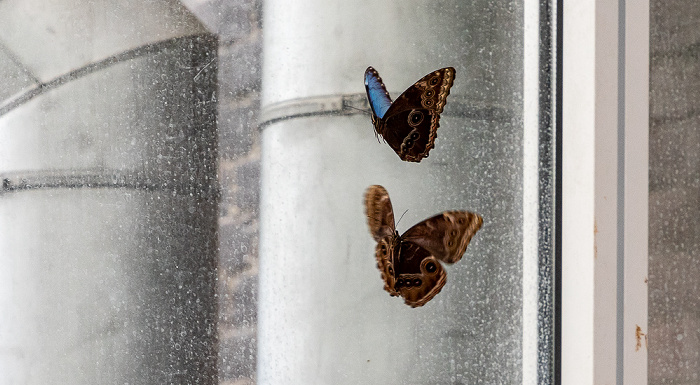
[259,0,528,383]
[0,1,218,383]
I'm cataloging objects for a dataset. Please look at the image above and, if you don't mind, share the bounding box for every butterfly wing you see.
[365,185,399,295]
[364,185,396,241]
[401,211,483,264]
[378,67,456,162]
[393,241,447,307]
[379,109,440,162]
[364,67,393,120]
[373,234,400,297]
[364,186,482,307]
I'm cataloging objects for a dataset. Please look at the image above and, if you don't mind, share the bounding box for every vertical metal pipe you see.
[259,0,529,384]
[0,2,218,383]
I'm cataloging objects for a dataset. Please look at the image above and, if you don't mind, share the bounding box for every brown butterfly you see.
[364,185,483,307]
[364,66,455,162]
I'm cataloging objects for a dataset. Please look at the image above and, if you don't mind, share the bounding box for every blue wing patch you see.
[364,67,392,119]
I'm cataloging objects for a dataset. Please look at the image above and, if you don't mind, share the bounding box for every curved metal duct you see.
[0,1,219,383]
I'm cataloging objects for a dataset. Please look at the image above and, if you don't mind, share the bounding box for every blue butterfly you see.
[364,67,455,162]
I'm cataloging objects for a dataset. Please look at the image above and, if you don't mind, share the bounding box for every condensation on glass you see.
[0,0,557,384]
[258,0,557,384]
[649,1,700,383]
[0,1,218,384]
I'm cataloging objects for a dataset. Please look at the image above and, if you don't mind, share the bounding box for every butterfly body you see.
[364,67,455,162]
[364,185,483,307]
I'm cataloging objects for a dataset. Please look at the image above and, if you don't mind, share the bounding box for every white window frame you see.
[561,0,649,384]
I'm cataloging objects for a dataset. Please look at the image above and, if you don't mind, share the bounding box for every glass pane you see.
[0,1,556,384]
[257,0,556,384]
[649,1,700,383]
[0,1,220,384]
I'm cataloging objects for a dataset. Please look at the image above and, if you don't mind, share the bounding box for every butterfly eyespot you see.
[424,99,434,106]
[413,279,422,286]
[458,218,466,224]
[408,110,424,126]
[388,266,394,275]
[405,139,414,148]
[448,240,454,247]
[425,261,437,273]
[450,230,457,236]
[410,132,420,140]
[425,89,435,97]
[429,77,439,86]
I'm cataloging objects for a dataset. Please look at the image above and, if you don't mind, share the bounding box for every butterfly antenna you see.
[345,103,381,142]
[345,105,371,115]
[396,209,409,228]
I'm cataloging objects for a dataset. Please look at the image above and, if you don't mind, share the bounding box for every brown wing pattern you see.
[377,67,455,163]
[401,211,483,264]
[365,185,400,297]
[364,185,396,241]
[393,242,447,307]
[382,109,440,162]
[386,67,455,116]
[364,186,483,307]
[374,235,400,297]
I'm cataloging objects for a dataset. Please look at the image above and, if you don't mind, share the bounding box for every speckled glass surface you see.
[0,0,558,384]
[257,0,558,384]
[649,1,700,383]
[0,2,219,384]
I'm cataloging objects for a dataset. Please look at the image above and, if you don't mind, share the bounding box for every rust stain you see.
[593,220,598,259]
[635,325,648,351]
